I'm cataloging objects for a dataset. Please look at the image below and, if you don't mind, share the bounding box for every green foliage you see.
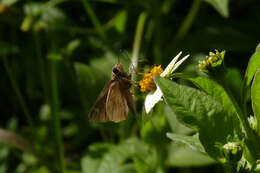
[204,0,229,17]
[166,133,205,153]
[1,0,260,172]
[114,10,128,33]
[155,45,260,172]
[155,77,234,160]
[245,44,260,87]
[81,138,151,173]
[186,75,243,139]
[141,105,170,146]
[167,144,215,167]
[251,69,260,134]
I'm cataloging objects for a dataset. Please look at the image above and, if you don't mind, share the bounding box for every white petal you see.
[144,52,189,114]
[144,87,163,113]
[171,54,190,73]
[160,52,182,77]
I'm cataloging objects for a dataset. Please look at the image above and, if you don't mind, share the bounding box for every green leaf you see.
[114,10,127,33]
[253,163,260,173]
[155,77,233,160]
[63,39,81,57]
[167,144,215,167]
[204,0,229,18]
[186,76,243,139]
[22,153,38,166]
[47,53,63,61]
[81,156,100,173]
[141,104,170,146]
[1,0,19,6]
[81,138,149,173]
[166,133,205,153]
[24,2,44,17]
[245,43,260,86]
[23,2,67,32]
[251,68,260,133]
[81,143,113,173]
[97,138,147,173]
[115,164,138,173]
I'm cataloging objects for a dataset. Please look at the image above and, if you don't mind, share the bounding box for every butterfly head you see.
[113,63,124,74]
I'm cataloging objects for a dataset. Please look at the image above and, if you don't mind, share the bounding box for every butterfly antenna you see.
[117,49,124,64]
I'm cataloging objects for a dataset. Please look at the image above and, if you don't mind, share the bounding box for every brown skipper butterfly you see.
[89,61,136,122]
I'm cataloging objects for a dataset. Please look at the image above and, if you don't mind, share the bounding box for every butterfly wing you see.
[89,81,113,122]
[123,89,136,115]
[106,81,129,122]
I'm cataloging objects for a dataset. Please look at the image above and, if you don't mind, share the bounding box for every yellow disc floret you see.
[139,65,163,93]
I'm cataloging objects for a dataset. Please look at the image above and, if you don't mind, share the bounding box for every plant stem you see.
[175,0,201,42]
[34,33,49,102]
[50,60,65,172]
[2,56,34,129]
[131,12,147,78]
[81,0,106,40]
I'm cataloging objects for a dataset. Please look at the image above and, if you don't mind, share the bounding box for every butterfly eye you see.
[113,68,119,74]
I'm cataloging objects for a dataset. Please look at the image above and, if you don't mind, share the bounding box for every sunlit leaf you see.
[81,138,149,173]
[155,77,233,160]
[23,2,67,32]
[166,133,205,153]
[115,164,138,173]
[1,0,19,6]
[204,0,229,18]
[114,10,127,33]
[245,43,260,86]
[167,144,215,167]
[186,76,243,139]
[24,2,44,16]
[63,39,81,57]
[251,68,260,133]
[81,143,113,173]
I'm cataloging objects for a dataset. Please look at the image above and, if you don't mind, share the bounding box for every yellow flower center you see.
[139,65,163,93]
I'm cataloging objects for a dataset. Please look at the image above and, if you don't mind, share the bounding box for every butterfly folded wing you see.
[123,89,136,115]
[106,81,129,122]
[89,81,112,122]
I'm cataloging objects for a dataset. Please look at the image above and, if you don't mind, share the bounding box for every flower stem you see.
[175,0,201,42]
[131,12,147,77]
[81,0,106,40]
[34,33,49,102]
[50,60,65,172]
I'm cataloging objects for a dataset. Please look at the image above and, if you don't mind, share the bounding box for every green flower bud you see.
[222,142,243,163]
[199,50,225,73]
[248,116,257,132]
[21,16,34,32]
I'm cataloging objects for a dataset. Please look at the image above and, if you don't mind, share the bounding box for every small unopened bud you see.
[199,50,225,73]
[21,16,34,32]
[222,142,242,163]
[248,116,257,132]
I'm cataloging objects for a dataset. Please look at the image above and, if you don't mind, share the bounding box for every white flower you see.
[144,52,189,113]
